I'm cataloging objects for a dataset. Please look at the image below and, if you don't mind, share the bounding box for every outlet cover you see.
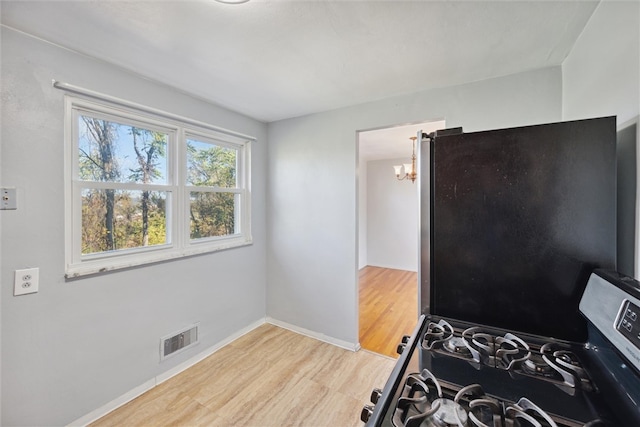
[14,268,39,296]
[1,188,17,210]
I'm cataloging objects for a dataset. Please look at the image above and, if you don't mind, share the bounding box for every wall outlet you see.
[14,268,39,296]
[1,188,17,210]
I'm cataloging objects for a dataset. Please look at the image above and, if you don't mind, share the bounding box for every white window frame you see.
[64,95,252,278]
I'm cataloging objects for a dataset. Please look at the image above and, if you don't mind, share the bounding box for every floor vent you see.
[160,324,199,361]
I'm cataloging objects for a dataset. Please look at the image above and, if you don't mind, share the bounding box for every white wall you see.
[366,158,419,272]
[267,66,563,345]
[1,28,268,426]
[562,0,640,277]
[358,158,368,269]
[562,0,639,127]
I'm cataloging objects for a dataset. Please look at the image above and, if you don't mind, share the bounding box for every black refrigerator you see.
[419,116,617,342]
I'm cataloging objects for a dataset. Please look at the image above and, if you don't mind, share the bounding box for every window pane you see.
[78,115,168,184]
[186,138,237,188]
[81,189,167,255]
[189,192,239,239]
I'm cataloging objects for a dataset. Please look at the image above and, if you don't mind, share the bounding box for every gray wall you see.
[4,2,637,424]
[366,158,419,272]
[562,0,640,277]
[1,28,268,426]
[358,158,368,269]
[267,66,563,345]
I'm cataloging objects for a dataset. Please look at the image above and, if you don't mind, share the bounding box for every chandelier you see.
[393,136,417,183]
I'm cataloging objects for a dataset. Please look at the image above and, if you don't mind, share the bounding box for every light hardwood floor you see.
[90,324,395,427]
[359,266,418,358]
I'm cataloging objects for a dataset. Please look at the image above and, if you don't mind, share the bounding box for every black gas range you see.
[361,270,640,426]
[360,118,638,426]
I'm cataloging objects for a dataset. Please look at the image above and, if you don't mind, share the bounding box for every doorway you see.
[357,120,445,357]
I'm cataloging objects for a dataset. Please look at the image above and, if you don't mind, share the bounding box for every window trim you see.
[64,94,253,278]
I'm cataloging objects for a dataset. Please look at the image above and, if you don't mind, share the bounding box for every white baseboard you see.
[365,263,418,273]
[67,378,156,427]
[67,318,266,427]
[266,317,360,352]
[67,317,359,426]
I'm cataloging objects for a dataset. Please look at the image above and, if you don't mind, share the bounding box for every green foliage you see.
[189,192,235,239]
[79,117,168,254]
[81,189,167,255]
[187,141,237,187]
[79,119,240,254]
[187,140,238,240]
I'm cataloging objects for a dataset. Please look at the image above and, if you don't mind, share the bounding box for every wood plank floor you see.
[90,324,395,427]
[359,266,418,358]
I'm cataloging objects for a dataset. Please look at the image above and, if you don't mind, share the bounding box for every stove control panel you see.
[616,300,640,350]
[580,270,640,372]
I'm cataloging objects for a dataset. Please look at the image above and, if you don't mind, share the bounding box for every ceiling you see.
[1,0,599,124]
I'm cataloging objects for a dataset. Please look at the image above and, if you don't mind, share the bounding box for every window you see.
[65,96,252,277]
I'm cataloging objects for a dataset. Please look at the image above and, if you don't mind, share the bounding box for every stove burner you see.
[461,327,532,367]
[464,329,497,354]
[427,398,468,427]
[418,319,596,402]
[522,354,556,377]
[505,397,559,427]
[391,369,577,427]
[389,366,606,427]
[455,384,501,426]
[443,337,472,356]
[541,343,593,391]
[422,320,455,351]
[392,369,444,427]
[392,369,484,427]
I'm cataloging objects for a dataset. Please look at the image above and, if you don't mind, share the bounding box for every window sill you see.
[65,238,253,279]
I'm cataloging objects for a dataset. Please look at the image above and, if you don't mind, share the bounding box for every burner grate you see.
[420,319,593,392]
[391,369,603,427]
